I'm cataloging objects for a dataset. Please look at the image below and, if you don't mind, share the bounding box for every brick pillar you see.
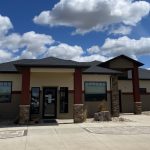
[132,64,142,114]
[19,68,30,124]
[111,75,119,117]
[74,68,85,123]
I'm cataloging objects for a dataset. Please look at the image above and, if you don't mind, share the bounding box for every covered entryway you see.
[101,55,144,116]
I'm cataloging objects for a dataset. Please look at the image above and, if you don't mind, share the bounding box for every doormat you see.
[43,119,57,124]
[0,129,27,139]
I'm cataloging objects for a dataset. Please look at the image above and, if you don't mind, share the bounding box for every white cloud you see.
[0,49,12,63]
[44,43,110,62]
[0,15,13,36]
[44,43,84,60]
[1,14,150,64]
[109,25,132,35]
[33,0,150,34]
[19,31,54,58]
[0,31,54,59]
[0,15,55,60]
[73,54,110,62]
[87,45,102,54]
[88,36,150,59]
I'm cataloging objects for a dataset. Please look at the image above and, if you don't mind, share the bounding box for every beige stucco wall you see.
[82,74,111,90]
[119,80,150,113]
[140,81,150,92]
[31,73,111,119]
[30,72,74,90]
[0,74,22,91]
[118,80,150,93]
[118,80,133,92]
[31,68,75,73]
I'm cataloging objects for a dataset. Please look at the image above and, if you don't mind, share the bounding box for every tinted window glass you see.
[0,81,12,103]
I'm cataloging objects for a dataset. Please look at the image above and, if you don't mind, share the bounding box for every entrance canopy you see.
[100,55,143,71]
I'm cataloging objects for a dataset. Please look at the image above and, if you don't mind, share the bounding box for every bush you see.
[98,100,108,112]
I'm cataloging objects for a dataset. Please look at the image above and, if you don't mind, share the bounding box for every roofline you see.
[100,55,144,67]
[14,64,90,68]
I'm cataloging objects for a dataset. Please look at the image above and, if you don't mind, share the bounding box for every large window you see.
[0,81,12,103]
[84,81,107,101]
[60,87,68,113]
[30,87,40,114]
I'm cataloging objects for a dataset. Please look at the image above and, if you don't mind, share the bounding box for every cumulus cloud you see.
[33,0,150,35]
[88,36,150,59]
[73,54,109,62]
[0,15,55,61]
[0,49,12,62]
[44,43,83,60]
[0,15,13,36]
[44,43,110,62]
[1,14,150,63]
[109,25,132,35]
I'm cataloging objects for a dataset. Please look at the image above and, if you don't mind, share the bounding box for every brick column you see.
[111,75,119,117]
[74,68,85,123]
[132,64,142,114]
[19,68,30,124]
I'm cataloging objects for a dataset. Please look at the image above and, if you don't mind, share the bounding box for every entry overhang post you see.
[132,64,142,114]
[19,67,30,124]
[74,68,85,123]
[111,75,119,117]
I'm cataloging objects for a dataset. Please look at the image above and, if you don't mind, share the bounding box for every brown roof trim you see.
[100,55,144,67]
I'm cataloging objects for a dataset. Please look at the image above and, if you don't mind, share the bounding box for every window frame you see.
[30,87,41,114]
[0,81,12,103]
[84,81,107,101]
[59,87,69,113]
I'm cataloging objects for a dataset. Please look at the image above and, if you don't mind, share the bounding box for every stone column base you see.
[73,104,86,123]
[111,75,119,117]
[19,105,30,124]
[134,102,142,114]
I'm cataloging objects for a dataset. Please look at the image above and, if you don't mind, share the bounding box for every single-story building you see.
[0,55,150,123]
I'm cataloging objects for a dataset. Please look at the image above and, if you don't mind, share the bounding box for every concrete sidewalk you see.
[1,114,150,150]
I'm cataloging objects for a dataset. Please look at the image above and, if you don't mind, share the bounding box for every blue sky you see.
[0,0,150,68]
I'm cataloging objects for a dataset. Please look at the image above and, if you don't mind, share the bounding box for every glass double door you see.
[43,87,57,119]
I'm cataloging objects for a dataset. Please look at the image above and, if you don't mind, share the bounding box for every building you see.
[0,55,150,124]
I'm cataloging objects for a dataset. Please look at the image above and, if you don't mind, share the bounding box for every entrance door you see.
[43,87,57,118]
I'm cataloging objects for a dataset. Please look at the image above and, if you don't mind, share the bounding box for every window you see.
[84,81,107,101]
[30,87,40,114]
[60,87,68,113]
[140,88,147,94]
[0,81,12,103]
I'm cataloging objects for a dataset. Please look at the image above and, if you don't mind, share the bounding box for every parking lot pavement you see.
[1,114,150,150]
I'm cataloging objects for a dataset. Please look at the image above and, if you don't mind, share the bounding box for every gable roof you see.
[100,55,144,67]
[14,57,90,68]
[0,57,91,73]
